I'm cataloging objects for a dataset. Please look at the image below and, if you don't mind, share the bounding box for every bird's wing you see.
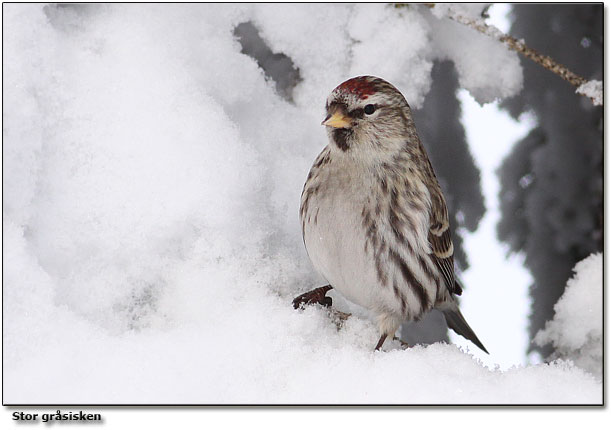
[415,139,460,296]
[427,188,461,295]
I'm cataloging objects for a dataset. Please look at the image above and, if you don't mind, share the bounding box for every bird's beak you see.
[321,111,351,128]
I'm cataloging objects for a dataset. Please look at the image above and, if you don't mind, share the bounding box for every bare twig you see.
[402,3,602,106]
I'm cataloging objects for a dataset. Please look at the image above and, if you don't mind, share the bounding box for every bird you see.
[293,76,488,353]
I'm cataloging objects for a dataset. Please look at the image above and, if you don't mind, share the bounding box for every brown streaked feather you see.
[423,162,457,295]
[428,228,457,294]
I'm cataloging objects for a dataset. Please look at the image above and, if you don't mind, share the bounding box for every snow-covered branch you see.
[418,3,603,106]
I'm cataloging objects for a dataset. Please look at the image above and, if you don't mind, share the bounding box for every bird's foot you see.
[393,336,410,350]
[374,335,410,351]
[374,334,388,351]
[328,309,352,330]
[292,285,333,309]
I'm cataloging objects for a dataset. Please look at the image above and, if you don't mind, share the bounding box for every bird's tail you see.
[442,306,489,354]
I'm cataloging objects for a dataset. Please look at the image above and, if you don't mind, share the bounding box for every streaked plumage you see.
[297,76,487,353]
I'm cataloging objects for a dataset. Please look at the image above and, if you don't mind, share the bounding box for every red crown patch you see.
[336,77,376,100]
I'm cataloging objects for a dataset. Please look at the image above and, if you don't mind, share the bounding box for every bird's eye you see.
[364,104,376,115]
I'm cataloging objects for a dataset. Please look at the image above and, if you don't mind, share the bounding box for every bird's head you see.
[322,76,414,153]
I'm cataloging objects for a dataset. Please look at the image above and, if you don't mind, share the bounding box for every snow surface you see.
[535,253,603,380]
[2,3,601,404]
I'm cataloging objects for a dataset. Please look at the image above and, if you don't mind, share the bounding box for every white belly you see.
[304,196,372,307]
[301,173,403,316]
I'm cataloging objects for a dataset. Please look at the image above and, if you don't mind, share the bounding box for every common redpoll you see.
[294,76,488,353]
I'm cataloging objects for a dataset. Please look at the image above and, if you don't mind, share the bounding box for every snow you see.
[535,253,603,379]
[2,3,601,404]
[426,3,523,103]
[576,80,603,106]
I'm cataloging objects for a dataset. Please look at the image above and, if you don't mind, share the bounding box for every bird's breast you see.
[300,153,440,320]
[301,161,380,308]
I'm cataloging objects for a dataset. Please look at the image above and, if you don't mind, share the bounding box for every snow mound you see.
[2,4,599,404]
[535,253,603,379]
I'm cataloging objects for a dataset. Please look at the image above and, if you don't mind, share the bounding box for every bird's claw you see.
[292,285,333,309]
[393,336,410,350]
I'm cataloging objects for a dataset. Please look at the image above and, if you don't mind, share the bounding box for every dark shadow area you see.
[498,4,603,357]
[234,21,302,102]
